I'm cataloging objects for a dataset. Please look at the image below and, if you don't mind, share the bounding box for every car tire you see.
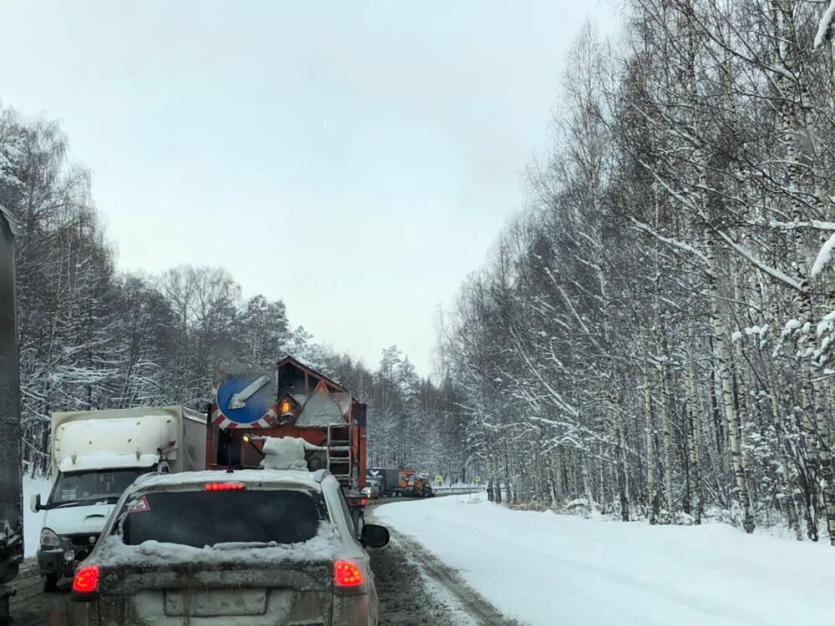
[42,573,59,593]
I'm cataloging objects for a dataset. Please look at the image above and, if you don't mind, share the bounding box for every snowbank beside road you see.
[22,474,50,557]
[376,494,835,626]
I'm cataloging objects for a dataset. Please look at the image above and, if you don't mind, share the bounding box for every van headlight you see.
[40,528,61,549]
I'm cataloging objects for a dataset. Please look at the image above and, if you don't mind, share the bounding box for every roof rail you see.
[311,468,331,483]
[132,472,157,487]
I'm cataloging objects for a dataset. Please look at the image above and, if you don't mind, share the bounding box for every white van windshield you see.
[50,468,145,506]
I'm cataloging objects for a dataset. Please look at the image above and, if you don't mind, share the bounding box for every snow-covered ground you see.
[22,473,50,557]
[376,493,835,626]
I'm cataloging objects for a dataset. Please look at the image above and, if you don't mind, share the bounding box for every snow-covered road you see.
[376,494,835,626]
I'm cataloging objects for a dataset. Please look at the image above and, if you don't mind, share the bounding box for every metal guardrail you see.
[432,486,486,495]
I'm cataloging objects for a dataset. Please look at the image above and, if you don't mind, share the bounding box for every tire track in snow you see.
[394,531,523,626]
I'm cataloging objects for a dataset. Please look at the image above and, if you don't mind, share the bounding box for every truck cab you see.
[33,406,206,591]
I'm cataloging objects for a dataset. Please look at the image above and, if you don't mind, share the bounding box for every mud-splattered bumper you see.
[37,547,75,579]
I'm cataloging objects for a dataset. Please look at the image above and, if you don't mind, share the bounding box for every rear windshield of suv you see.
[120,489,326,547]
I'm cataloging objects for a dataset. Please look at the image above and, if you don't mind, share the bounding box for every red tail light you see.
[334,560,364,588]
[72,565,100,595]
[204,482,245,492]
[360,497,368,507]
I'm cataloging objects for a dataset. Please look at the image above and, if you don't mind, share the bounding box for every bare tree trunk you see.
[766,378,802,540]
[581,455,596,514]
[704,227,755,533]
[657,350,675,516]
[618,422,631,521]
[685,340,703,525]
[643,372,659,524]
[504,441,515,506]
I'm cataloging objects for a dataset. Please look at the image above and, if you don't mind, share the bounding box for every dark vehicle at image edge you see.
[0,204,22,624]
[67,468,390,626]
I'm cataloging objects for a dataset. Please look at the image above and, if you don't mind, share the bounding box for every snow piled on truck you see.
[261,437,320,471]
[377,493,835,626]
[59,451,158,472]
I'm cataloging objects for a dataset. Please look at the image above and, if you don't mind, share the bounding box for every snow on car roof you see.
[134,468,323,491]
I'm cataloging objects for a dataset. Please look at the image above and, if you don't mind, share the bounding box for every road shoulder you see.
[368,520,521,626]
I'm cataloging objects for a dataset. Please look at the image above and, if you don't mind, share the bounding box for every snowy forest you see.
[0,107,467,483]
[438,0,835,544]
[6,0,835,548]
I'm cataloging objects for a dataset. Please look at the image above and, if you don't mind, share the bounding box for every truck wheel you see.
[42,574,58,593]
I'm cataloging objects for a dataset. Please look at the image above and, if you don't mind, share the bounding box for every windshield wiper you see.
[51,499,91,508]
[51,496,120,508]
[210,541,278,550]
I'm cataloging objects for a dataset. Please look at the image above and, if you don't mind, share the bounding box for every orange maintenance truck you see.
[205,356,368,503]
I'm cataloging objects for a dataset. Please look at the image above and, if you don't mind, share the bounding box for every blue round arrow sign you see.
[215,373,276,427]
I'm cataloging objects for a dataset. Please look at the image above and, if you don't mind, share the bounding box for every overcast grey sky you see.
[0,0,618,376]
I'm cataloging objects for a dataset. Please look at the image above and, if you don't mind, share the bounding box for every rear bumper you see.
[67,600,99,626]
[334,593,378,626]
[70,592,377,626]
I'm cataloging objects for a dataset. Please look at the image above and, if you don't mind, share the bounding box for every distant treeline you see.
[0,106,468,480]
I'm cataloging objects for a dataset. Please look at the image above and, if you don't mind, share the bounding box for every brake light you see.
[204,482,246,492]
[334,560,364,588]
[360,497,368,507]
[72,565,99,595]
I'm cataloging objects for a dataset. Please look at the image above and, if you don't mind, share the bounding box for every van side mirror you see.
[30,493,43,513]
[361,523,390,548]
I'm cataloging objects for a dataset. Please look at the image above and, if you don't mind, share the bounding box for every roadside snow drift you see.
[23,474,50,557]
[376,494,835,626]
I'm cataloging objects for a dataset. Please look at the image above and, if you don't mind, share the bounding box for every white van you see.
[31,406,206,591]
